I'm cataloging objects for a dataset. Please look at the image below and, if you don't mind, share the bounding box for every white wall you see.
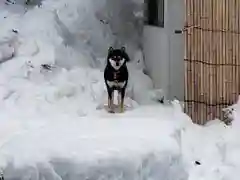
[167,0,185,101]
[143,26,169,98]
[143,0,184,101]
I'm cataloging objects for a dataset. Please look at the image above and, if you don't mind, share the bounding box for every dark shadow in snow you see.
[0,42,16,65]
[5,0,43,7]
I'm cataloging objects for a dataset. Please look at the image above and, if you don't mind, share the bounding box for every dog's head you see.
[107,47,129,70]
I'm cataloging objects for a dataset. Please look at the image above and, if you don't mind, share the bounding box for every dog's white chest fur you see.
[106,80,126,88]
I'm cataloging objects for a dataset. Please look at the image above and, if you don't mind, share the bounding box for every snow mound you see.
[1,102,240,180]
[0,0,156,105]
[0,105,190,180]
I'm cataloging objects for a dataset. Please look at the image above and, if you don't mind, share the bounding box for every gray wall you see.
[143,0,185,101]
[143,26,169,99]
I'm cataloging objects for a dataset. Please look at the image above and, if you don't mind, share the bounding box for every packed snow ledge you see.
[1,100,240,180]
[0,104,189,180]
[1,1,240,180]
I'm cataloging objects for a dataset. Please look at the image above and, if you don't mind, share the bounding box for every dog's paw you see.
[108,110,115,113]
[108,107,115,113]
[119,107,124,113]
[0,171,4,180]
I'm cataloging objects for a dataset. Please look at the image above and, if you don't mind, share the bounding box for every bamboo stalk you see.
[206,0,211,121]
[222,0,227,120]
[190,0,194,121]
[201,0,205,123]
[233,0,237,105]
[218,0,221,120]
[236,1,240,94]
[235,0,238,101]
[195,0,200,123]
[213,0,217,120]
[186,0,191,117]
[202,0,206,122]
[209,0,214,120]
[215,0,218,120]
[230,0,235,107]
[184,0,187,115]
[237,0,240,97]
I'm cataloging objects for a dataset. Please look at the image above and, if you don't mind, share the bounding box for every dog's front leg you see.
[119,89,125,113]
[108,89,114,113]
[0,171,4,180]
[117,90,121,107]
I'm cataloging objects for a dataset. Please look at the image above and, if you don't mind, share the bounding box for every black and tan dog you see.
[104,47,129,113]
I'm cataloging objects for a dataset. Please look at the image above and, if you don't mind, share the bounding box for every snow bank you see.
[0,104,190,180]
[0,0,157,105]
[1,0,144,61]
[1,100,240,180]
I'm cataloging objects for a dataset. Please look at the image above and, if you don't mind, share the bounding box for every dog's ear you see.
[108,47,114,53]
[121,47,125,52]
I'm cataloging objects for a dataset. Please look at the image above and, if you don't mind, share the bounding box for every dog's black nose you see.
[116,62,119,66]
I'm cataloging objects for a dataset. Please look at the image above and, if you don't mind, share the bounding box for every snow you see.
[0,103,190,180]
[0,1,240,180]
[1,100,240,180]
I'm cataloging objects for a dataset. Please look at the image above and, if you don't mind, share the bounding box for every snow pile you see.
[0,103,190,180]
[1,100,240,180]
[0,0,145,63]
[222,96,240,125]
[0,0,156,106]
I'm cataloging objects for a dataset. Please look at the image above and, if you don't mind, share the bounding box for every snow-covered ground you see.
[0,1,240,180]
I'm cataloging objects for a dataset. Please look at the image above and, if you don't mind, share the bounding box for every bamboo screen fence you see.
[184,0,240,124]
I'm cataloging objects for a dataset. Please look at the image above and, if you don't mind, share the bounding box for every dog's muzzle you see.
[109,58,125,70]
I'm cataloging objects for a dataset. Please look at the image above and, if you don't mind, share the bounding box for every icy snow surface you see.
[0,1,240,180]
